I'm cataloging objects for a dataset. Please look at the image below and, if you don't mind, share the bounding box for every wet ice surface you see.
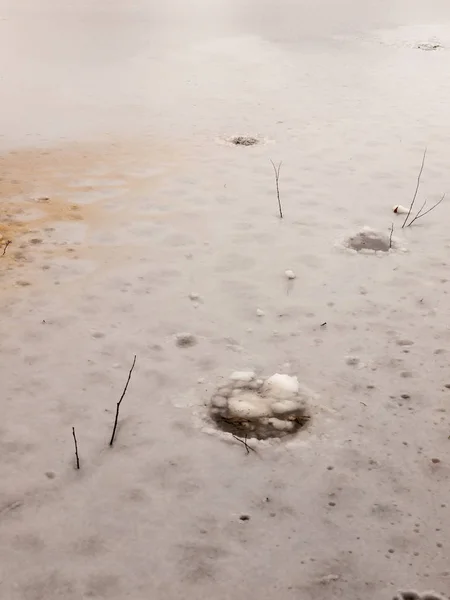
[1,1,450,599]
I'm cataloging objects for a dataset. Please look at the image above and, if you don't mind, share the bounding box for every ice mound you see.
[209,372,311,440]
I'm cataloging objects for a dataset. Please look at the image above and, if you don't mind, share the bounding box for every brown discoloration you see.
[0,138,181,286]
[0,146,102,252]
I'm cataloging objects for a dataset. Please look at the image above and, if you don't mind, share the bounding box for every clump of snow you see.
[209,371,311,440]
[256,308,265,317]
[228,392,272,419]
[285,269,296,280]
[263,373,300,398]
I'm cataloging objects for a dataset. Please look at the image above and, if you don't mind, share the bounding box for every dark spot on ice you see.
[229,136,259,146]
[345,229,391,252]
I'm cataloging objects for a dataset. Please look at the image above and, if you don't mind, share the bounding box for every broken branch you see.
[402,148,427,228]
[72,426,80,469]
[1,240,11,257]
[389,222,394,249]
[232,434,256,455]
[109,355,137,447]
[407,193,445,227]
[270,159,283,219]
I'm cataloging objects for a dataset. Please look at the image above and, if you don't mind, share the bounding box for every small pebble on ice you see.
[256,308,265,317]
[285,269,296,280]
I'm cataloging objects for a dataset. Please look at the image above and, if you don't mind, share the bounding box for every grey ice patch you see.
[342,226,397,254]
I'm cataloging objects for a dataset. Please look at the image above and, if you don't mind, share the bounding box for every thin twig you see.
[1,240,11,257]
[402,148,427,228]
[232,434,256,455]
[389,222,394,249]
[72,427,80,469]
[409,199,427,223]
[270,159,283,218]
[407,193,445,227]
[109,355,137,447]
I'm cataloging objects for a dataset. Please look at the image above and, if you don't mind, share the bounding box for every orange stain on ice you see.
[0,138,180,265]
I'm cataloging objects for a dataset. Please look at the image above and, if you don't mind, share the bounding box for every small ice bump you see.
[345,356,360,366]
[175,332,197,348]
[319,574,340,584]
[285,269,296,280]
[230,371,255,382]
[189,292,202,302]
[256,308,265,317]
[263,373,300,398]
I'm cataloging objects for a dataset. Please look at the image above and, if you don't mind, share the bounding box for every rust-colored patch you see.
[0,138,180,269]
[0,196,96,255]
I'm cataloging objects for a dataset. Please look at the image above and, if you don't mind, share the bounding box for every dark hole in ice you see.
[229,136,259,146]
[416,42,442,51]
[346,230,391,252]
[211,410,310,440]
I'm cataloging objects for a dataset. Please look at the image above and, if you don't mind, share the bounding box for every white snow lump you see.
[209,372,311,440]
